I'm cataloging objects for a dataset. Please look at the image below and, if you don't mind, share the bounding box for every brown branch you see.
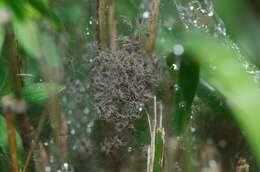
[97,0,106,49]
[1,97,19,172]
[146,0,161,54]
[108,0,117,50]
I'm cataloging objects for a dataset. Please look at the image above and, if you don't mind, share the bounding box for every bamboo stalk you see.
[108,0,117,50]
[97,0,106,49]
[146,0,161,53]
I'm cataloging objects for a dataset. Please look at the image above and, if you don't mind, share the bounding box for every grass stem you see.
[97,0,106,49]
[108,0,117,50]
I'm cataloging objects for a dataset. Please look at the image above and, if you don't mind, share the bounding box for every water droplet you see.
[70,129,76,135]
[49,155,54,163]
[44,141,49,147]
[50,139,54,144]
[179,101,186,108]
[63,162,69,170]
[86,127,92,133]
[73,145,77,150]
[86,32,90,36]
[45,166,51,172]
[174,84,179,91]
[128,146,132,152]
[208,10,214,17]
[170,64,178,71]
[209,160,217,168]
[89,20,93,25]
[190,127,196,133]
[173,44,184,56]
[83,107,90,115]
[142,11,150,19]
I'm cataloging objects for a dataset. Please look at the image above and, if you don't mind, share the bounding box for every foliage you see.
[1,0,260,171]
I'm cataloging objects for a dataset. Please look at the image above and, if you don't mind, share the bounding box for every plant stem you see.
[23,112,48,172]
[147,97,165,172]
[146,0,161,54]
[97,0,106,49]
[108,0,117,50]
[5,107,19,172]
[4,24,35,171]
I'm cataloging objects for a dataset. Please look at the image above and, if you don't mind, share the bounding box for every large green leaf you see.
[39,33,61,69]
[167,52,200,135]
[197,79,234,118]
[177,30,260,161]
[3,0,26,19]
[27,0,62,27]
[0,115,25,167]
[22,82,65,104]
[12,18,41,59]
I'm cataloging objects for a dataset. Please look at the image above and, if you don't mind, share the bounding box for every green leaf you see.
[0,26,5,55]
[22,82,65,104]
[197,79,234,119]
[134,116,150,146]
[167,52,200,135]
[153,129,164,172]
[4,0,26,19]
[12,18,41,59]
[0,115,25,167]
[39,33,61,69]
[28,0,62,27]
[178,30,260,162]
[0,153,9,172]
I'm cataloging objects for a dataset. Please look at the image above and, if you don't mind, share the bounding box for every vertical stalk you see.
[108,0,117,50]
[1,98,20,172]
[147,97,165,172]
[4,24,35,171]
[97,0,106,49]
[6,108,19,172]
[23,112,48,172]
[146,0,161,54]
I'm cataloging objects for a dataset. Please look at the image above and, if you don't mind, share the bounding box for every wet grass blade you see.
[166,52,200,135]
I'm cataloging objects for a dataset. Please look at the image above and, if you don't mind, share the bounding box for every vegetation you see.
[1,0,260,171]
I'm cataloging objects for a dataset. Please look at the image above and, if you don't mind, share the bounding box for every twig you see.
[2,97,19,172]
[108,0,117,50]
[146,0,161,53]
[97,0,106,49]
